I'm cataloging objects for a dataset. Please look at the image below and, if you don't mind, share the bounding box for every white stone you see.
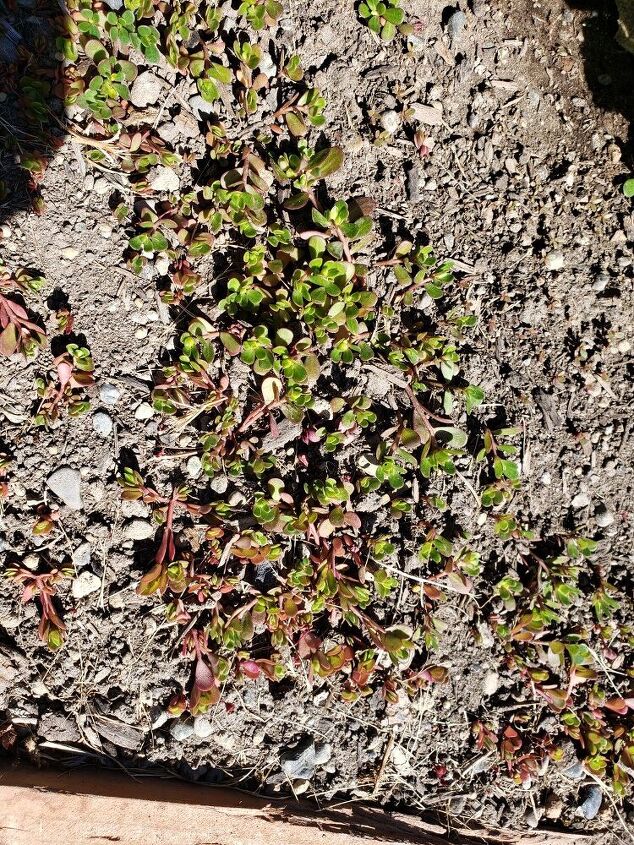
[380,110,400,135]
[100,383,121,405]
[93,412,113,436]
[544,250,565,271]
[149,166,180,193]
[72,571,101,599]
[135,403,154,421]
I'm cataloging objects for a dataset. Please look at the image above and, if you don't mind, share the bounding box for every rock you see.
[409,102,443,126]
[186,456,203,478]
[210,474,228,494]
[72,541,92,570]
[61,246,79,260]
[578,785,602,820]
[170,721,194,741]
[100,383,121,405]
[595,506,614,527]
[524,808,541,829]
[148,165,180,193]
[189,94,216,119]
[292,778,310,795]
[47,467,82,510]
[447,9,467,43]
[380,110,400,135]
[130,71,164,108]
[258,51,276,78]
[72,571,101,599]
[562,759,585,780]
[481,670,499,697]
[193,716,213,739]
[135,402,154,421]
[592,273,610,293]
[102,0,123,8]
[280,736,332,780]
[544,250,565,271]
[124,519,154,541]
[93,412,113,436]
[571,492,591,509]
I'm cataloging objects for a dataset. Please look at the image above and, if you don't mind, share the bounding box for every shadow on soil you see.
[565,0,634,162]
[0,0,66,224]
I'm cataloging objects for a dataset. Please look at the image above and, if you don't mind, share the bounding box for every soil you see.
[0,0,633,842]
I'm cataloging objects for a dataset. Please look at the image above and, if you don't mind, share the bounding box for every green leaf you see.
[286,111,307,137]
[208,62,232,84]
[624,178,634,198]
[307,147,344,179]
[198,77,219,103]
[381,20,397,40]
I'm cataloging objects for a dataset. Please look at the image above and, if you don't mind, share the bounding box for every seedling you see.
[358,0,409,41]
[5,565,71,649]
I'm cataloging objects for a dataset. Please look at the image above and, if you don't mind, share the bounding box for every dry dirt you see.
[0,0,633,841]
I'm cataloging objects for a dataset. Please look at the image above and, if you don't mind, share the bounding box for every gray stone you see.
[130,71,164,108]
[47,467,82,510]
[186,456,203,478]
[93,412,113,436]
[100,383,121,405]
[562,760,584,780]
[124,519,154,541]
[170,720,194,741]
[578,785,602,820]
[280,736,332,780]
[72,571,101,599]
[447,10,466,43]
[72,541,92,570]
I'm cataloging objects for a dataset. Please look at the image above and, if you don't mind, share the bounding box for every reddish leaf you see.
[240,660,261,679]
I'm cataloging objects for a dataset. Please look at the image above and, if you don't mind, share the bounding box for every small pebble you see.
[544,250,565,271]
[47,467,83,511]
[61,247,79,260]
[170,721,194,741]
[72,571,101,599]
[481,670,499,697]
[100,383,121,405]
[186,456,203,478]
[135,403,154,421]
[380,110,400,135]
[193,717,213,739]
[578,785,602,820]
[571,492,591,509]
[124,519,154,541]
[93,412,113,436]
[595,506,614,528]
[447,9,466,43]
